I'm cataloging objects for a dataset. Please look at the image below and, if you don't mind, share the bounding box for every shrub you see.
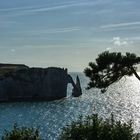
[60,114,136,140]
[2,124,41,140]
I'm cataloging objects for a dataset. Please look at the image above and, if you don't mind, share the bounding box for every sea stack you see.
[72,76,82,97]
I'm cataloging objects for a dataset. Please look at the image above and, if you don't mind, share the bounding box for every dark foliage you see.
[2,124,41,140]
[84,51,140,92]
[60,114,136,140]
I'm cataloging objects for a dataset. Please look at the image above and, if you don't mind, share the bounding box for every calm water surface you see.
[0,73,140,140]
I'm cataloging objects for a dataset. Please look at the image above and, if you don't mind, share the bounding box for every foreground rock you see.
[0,64,82,102]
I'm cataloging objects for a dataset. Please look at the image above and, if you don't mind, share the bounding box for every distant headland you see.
[0,63,82,102]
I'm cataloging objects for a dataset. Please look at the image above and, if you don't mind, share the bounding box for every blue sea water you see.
[0,73,140,140]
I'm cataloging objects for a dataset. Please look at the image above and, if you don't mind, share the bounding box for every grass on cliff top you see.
[0,68,17,76]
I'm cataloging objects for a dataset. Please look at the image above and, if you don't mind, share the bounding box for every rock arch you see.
[0,65,82,102]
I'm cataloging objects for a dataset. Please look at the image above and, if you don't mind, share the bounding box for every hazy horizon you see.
[0,0,140,72]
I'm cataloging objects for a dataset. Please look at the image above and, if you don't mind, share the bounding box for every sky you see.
[0,0,140,72]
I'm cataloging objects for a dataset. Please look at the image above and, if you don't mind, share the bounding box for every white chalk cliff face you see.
[0,64,82,102]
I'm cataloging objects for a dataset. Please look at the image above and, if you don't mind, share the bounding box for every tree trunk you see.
[130,67,140,81]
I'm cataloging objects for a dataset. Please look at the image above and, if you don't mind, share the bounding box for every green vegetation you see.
[2,124,41,140]
[84,51,140,92]
[60,114,136,140]
[1,115,137,140]
[0,64,28,76]
[0,68,15,76]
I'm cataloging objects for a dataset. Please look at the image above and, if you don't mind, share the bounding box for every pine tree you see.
[84,51,140,92]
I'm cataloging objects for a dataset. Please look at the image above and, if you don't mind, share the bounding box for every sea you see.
[0,72,140,140]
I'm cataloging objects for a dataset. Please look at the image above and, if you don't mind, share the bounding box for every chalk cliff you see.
[0,64,82,102]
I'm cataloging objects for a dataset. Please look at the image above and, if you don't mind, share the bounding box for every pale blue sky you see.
[0,0,140,71]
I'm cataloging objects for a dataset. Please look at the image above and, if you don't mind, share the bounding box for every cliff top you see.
[0,63,28,76]
[0,63,68,77]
